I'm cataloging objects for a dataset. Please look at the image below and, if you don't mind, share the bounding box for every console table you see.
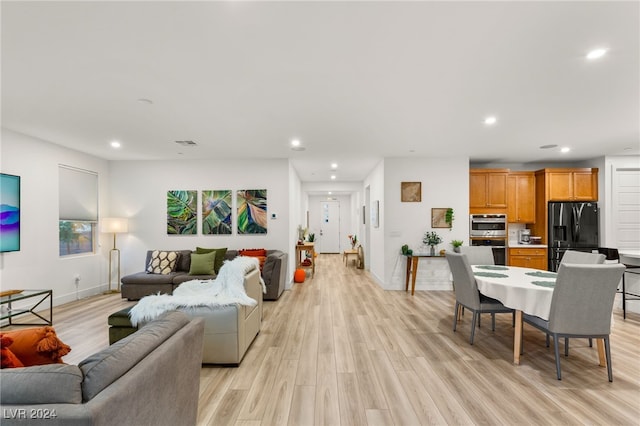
[0,289,53,326]
[404,253,446,295]
[295,242,315,277]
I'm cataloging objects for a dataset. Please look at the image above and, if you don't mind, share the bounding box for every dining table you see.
[471,264,608,366]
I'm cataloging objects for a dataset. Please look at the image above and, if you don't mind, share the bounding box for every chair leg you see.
[605,336,613,382]
[564,338,569,357]
[546,334,550,347]
[478,313,481,328]
[553,334,562,380]
[470,311,478,345]
[512,311,515,327]
[453,302,459,332]
[491,313,496,331]
[589,338,593,347]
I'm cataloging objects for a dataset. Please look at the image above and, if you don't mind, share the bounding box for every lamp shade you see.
[102,217,129,233]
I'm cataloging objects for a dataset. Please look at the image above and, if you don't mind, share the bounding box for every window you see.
[58,165,98,256]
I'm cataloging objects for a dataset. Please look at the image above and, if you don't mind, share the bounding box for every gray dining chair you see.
[558,250,605,350]
[459,246,495,265]
[445,252,514,345]
[560,250,605,265]
[522,263,625,381]
[456,246,495,322]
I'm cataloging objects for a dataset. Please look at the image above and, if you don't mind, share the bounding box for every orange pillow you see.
[239,249,267,271]
[0,335,24,368]
[1,326,71,366]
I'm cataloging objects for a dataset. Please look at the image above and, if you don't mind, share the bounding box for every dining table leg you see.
[513,310,523,365]
[595,338,606,367]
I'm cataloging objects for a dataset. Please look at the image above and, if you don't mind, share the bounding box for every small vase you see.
[351,243,356,250]
[454,246,461,253]
[430,245,435,256]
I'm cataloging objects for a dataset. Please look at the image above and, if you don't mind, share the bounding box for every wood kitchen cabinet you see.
[470,169,509,212]
[545,168,598,201]
[508,247,548,270]
[507,172,535,223]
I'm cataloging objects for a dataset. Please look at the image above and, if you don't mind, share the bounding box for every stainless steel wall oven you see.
[470,214,507,265]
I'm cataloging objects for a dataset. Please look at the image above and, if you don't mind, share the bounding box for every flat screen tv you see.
[0,173,20,252]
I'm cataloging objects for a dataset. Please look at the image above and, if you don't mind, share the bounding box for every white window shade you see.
[59,165,98,222]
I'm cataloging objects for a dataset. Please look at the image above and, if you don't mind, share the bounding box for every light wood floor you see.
[10,254,640,425]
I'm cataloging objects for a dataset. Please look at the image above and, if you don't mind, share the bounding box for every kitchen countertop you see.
[508,242,547,248]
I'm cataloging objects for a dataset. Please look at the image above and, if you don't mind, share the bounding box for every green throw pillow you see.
[189,251,217,275]
[195,247,227,273]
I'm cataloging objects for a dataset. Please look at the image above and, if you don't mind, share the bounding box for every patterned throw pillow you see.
[146,250,179,275]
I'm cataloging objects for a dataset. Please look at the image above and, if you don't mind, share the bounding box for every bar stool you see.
[598,248,640,319]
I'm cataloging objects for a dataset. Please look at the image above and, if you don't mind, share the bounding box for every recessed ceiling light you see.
[560,147,570,153]
[328,191,333,195]
[540,144,558,149]
[484,116,497,125]
[137,98,153,105]
[331,163,338,169]
[290,139,305,151]
[330,175,336,180]
[586,48,608,60]
[110,141,121,148]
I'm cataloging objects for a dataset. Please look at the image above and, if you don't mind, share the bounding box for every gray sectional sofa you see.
[0,311,204,426]
[121,249,287,301]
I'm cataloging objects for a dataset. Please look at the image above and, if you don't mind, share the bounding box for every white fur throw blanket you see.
[129,256,266,326]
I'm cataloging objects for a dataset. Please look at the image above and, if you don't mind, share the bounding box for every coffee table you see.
[0,289,53,326]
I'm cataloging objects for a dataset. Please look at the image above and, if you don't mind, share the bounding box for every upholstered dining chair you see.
[522,263,625,381]
[558,250,605,349]
[459,246,495,265]
[560,250,605,265]
[445,252,514,345]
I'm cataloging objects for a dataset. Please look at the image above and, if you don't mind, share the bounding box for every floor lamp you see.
[102,217,128,293]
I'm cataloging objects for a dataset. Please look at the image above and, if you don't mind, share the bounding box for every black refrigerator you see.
[548,202,599,271]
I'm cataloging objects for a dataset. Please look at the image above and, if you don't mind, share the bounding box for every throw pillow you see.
[189,251,216,275]
[0,335,24,368]
[239,248,267,271]
[2,326,71,366]
[146,250,179,275]
[195,247,227,273]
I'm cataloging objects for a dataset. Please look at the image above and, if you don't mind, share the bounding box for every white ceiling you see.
[2,1,639,184]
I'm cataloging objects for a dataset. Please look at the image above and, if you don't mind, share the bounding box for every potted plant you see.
[307,233,315,242]
[451,239,463,253]
[423,231,442,256]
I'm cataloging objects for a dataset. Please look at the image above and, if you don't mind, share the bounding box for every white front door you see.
[319,201,340,253]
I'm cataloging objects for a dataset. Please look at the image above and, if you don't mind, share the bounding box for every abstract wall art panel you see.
[167,190,197,235]
[237,189,267,234]
[0,173,20,252]
[202,190,232,235]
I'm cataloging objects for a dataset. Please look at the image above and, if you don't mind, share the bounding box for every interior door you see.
[319,201,340,253]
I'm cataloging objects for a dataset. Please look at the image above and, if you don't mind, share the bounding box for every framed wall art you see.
[431,207,451,228]
[401,181,421,202]
[237,189,267,234]
[167,190,197,235]
[202,190,232,235]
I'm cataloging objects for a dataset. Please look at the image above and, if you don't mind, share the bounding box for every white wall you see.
[108,159,291,279]
[0,129,111,306]
[287,162,302,289]
[363,160,385,286]
[384,157,470,290]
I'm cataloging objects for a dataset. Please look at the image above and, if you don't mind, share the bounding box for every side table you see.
[1,289,53,326]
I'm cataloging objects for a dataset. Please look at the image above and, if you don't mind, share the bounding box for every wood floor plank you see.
[12,253,640,426]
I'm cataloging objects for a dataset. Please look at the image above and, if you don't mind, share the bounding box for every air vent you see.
[175,140,197,146]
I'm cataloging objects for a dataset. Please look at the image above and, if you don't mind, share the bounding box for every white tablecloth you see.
[472,265,556,320]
